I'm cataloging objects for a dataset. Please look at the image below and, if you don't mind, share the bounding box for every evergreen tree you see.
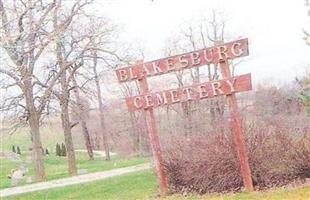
[61,143,67,157]
[12,145,16,153]
[16,146,21,155]
[56,143,61,156]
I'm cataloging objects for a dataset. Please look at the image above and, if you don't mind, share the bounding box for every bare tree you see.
[162,11,240,135]
[72,75,94,160]
[164,36,195,135]
[91,51,110,160]
[120,81,148,155]
[0,0,93,181]
[82,17,132,160]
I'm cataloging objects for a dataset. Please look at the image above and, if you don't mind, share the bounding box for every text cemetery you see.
[126,74,251,111]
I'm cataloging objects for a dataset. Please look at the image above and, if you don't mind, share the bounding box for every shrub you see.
[45,148,49,155]
[162,113,310,194]
[12,145,16,153]
[16,146,21,155]
[61,143,66,157]
[56,143,61,156]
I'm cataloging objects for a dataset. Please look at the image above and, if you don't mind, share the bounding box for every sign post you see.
[115,38,254,194]
[137,77,168,196]
[219,59,254,191]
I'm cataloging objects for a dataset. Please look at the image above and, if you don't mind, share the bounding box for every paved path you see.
[0,163,150,198]
[75,149,117,158]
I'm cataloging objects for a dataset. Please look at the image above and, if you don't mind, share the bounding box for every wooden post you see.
[137,77,168,196]
[219,60,254,192]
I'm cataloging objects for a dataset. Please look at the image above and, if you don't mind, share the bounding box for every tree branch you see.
[0,68,22,88]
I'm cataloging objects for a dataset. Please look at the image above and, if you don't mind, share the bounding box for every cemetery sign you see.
[115,38,253,196]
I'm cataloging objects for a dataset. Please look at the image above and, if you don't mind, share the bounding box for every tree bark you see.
[80,121,94,159]
[29,120,45,181]
[24,85,46,181]
[60,103,77,175]
[92,52,110,160]
[59,72,77,175]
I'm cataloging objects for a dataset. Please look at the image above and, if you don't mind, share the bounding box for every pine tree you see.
[12,145,16,153]
[61,143,67,157]
[16,146,21,155]
[56,143,61,156]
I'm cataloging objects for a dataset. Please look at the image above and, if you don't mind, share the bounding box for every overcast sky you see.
[96,0,309,85]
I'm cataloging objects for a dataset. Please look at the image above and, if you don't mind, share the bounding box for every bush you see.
[61,143,66,157]
[45,148,49,155]
[16,146,21,155]
[162,113,310,194]
[12,145,16,153]
[56,143,61,156]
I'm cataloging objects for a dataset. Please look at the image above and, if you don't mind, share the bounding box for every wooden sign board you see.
[126,74,252,112]
[115,38,248,82]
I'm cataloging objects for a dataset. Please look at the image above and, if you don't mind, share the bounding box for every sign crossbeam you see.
[126,74,252,112]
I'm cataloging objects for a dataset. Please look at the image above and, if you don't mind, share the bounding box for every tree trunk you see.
[24,75,45,181]
[60,71,77,175]
[92,53,110,160]
[59,97,77,175]
[80,121,94,159]
[72,78,94,160]
[129,112,140,154]
[28,105,46,181]
[182,101,193,135]
[98,106,110,160]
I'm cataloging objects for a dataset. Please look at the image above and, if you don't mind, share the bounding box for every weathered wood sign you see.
[115,38,248,82]
[115,38,254,196]
[126,74,252,112]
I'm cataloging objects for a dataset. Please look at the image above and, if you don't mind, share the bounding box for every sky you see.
[96,0,310,85]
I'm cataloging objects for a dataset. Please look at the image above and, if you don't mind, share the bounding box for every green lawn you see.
[3,170,157,200]
[2,170,309,200]
[0,152,148,189]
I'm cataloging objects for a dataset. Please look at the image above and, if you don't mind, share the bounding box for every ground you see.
[1,122,309,199]
[2,170,309,200]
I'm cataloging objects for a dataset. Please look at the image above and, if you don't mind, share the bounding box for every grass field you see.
[2,170,309,200]
[0,152,148,189]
